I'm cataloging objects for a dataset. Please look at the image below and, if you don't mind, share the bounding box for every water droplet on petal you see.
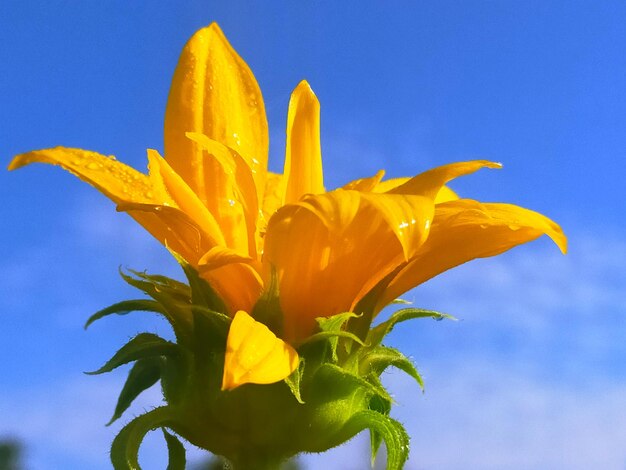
[86,162,101,170]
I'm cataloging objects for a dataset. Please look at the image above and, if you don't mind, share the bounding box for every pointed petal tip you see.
[294,80,319,102]
[191,22,224,40]
[295,79,314,93]
[552,226,568,255]
[7,154,25,171]
[477,160,502,169]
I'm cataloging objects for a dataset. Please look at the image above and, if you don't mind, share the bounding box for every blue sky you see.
[1,1,625,469]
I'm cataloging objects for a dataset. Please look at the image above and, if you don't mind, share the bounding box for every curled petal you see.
[198,246,253,272]
[283,81,324,204]
[387,160,501,197]
[345,171,458,201]
[342,170,385,192]
[264,190,407,342]
[203,263,263,315]
[164,23,268,206]
[222,310,299,390]
[359,192,434,260]
[376,199,568,311]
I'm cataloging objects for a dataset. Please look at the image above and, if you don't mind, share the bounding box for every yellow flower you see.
[9,23,566,393]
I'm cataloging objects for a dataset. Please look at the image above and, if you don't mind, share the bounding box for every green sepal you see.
[284,358,305,404]
[162,428,186,470]
[121,269,190,304]
[110,407,173,470]
[367,393,392,463]
[170,251,227,313]
[108,357,162,425]
[367,308,455,348]
[301,330,364,350]
[311,312,362,362]
[86,333,179,375]
[119,270,193,342]
[85,299,164,330]
[317,311,360,333]
[360,345,424,391]
[314,363,390,402]
[127,269,191,296]
[338,410,409,470]
[190,305,230,338]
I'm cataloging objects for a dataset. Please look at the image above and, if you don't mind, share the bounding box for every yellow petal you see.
[361,161,498,259]
[8,147,161,205]
[119,202,262,314]
[359,192,434,260]
[147,149,226,247]
[283,81,324,204]
[342,170,385,192]
[198,245,253,272]
[264,190,407,342]
[350,173,457,201]
[118,202,217,262]
[185,133,259,257]
[164,23,268,205]
[387,160,501,196]
[376,199,568,311]
[202,262,264,315]
[435,185,459,203]
[222,310,299,390]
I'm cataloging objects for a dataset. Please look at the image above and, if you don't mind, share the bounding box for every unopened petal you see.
[283,81,324,204]
[222,311,299,390]
[164,23,268,205]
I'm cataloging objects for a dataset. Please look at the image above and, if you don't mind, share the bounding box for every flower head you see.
[10,23,566,469]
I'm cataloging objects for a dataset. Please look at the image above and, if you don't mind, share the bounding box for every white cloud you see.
[386,359,626,470]
[0,375,210,470]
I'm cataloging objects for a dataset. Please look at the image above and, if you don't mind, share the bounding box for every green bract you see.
[87,260,450,470]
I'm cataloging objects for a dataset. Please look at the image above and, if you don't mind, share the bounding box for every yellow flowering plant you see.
[9,24,566,470]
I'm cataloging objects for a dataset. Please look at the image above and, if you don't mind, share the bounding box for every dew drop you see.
[86,162,101,170]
